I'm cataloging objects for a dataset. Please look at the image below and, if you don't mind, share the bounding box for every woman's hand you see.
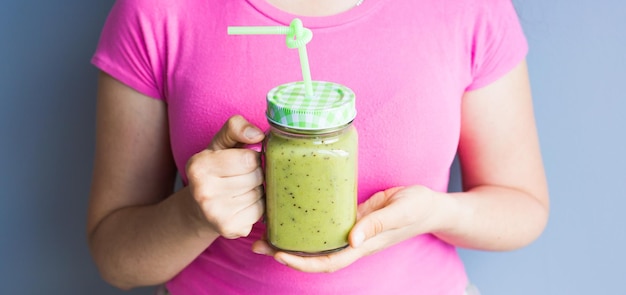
[186,115,266,239]
[252,186,457,273]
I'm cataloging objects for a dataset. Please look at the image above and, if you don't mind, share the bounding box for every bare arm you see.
[434,59,550,250]
[87,72,217,289]
[87,72,264,289]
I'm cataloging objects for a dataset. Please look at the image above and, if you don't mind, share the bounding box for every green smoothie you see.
[265,125,358,254]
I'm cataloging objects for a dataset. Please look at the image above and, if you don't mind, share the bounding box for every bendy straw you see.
[228,18,314,97]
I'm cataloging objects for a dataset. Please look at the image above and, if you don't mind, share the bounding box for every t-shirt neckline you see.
[246,0,387,28]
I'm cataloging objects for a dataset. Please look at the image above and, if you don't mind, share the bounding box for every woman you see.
[87,0,549,294]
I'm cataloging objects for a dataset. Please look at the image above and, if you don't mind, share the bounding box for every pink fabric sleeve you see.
[466,0,528,91]
[91,0,165,100]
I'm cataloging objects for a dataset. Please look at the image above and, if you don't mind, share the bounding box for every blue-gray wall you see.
[1,0,624,294]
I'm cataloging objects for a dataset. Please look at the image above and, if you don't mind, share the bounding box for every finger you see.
[194,167,263,201]
[272,248,362,273]
[233,185,265,215]
[356,187,403,220]
[209,115,265,151]
[350,187,405,248]
[219,167,264,197]
[188,149,261,178]
[229,197,266,238]
[251,238,277,256]
[214,187,265,239]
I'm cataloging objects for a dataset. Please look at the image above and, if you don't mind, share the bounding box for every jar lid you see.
[266,81,356,130]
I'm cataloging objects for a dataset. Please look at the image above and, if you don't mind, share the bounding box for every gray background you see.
[1,0,624,294]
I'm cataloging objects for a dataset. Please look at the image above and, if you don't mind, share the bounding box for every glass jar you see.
[263,81,358,255]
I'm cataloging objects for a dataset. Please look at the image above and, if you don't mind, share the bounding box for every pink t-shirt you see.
[92,0,527,294]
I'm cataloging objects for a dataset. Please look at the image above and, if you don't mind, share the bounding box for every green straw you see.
[228,19,314,97]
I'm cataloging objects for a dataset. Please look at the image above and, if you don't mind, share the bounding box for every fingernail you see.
[352,231,365,248]
[244,127,263,139]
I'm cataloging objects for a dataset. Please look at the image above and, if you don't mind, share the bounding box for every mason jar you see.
[263,81,358,255]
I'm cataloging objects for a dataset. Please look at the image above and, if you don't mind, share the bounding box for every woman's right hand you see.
[185,115,266,239]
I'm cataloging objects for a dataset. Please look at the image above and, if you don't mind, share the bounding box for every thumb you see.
[209,115,265,151]
[350,187,404,248]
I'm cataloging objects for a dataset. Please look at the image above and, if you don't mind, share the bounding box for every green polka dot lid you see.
[266,81,356,130]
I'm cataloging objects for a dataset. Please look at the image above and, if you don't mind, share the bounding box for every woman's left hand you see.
[251,186,456,273]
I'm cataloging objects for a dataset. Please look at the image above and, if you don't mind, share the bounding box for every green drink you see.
[227,20,358,254]
[264,81,358,255]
